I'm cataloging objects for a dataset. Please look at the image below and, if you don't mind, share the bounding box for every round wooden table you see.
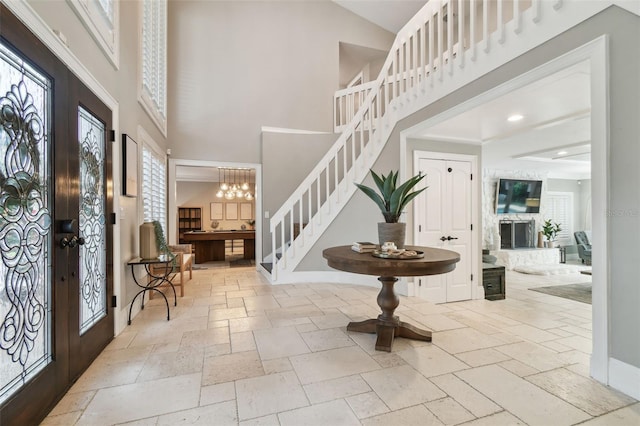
[322,245,460,352]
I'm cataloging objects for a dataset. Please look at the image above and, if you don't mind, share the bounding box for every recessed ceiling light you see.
[507,114,523,122]
[557,151,568,155]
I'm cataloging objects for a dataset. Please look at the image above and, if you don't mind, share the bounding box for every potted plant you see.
[355,170,426,248]
[541,219,561,247]
[246,219,256,230]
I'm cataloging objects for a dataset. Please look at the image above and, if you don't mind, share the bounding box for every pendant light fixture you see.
[216,168,224,198]
[220,168,229,191]
[241,169,249,191]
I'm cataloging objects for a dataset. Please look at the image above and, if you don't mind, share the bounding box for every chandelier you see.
[216,168,254,200]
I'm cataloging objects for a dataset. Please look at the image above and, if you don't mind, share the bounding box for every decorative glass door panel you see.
[0,42,53,405]
[1,5,114,423]
[78,106,107,335]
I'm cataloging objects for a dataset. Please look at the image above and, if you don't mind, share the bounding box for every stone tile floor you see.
[42,263,639,425]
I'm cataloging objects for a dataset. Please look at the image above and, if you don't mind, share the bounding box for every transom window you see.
[68,0,119,68]
[139,0,167,135]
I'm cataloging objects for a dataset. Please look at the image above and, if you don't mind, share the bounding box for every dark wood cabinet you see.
[178,207,202,243]
[482,263,505,300]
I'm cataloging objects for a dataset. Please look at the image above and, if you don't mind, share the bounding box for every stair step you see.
[260,262,273,273]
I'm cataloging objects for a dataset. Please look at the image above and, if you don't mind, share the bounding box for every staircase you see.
[268,0,618,283]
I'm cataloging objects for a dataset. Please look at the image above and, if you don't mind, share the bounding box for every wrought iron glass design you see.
[78,106,106,335]
[0,42,53,405]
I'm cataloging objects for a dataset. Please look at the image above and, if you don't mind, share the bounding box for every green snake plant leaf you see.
[355,170,428,223]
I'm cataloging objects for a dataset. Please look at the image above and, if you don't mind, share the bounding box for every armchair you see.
[148,244,193,298]
[574,231,592,265]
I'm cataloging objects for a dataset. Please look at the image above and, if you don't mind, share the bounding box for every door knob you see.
[440,236,447,241]
[60,235,85,248]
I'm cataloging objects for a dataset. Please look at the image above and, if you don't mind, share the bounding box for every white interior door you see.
[415,157,472,303]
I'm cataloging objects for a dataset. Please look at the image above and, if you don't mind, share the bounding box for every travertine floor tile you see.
[156,400,237,425]
[494,340,570,371]
[425,397,475,425]
[303,375,371,404]
[236,371,308,420]
[526,368,636,416]
[456,365,591,425]
[290,346,379,385]
[398,344,470,377]
[433,327,509,354]
[577,402,640,425]
[278,399,360,426]
[202,350,264,385]
[429,373,502,418]
[253,326,310,360]
[458,411,527,425]
[48,390,96,416]
[238,414,280,426]
[199,382,235,406]
[76,373,201,425]
[361,365,446,410]
[454,348,511,367]
[300,327,354,351]
[360,404,444,426]
[44,267,637,426]
[345,391,390,419]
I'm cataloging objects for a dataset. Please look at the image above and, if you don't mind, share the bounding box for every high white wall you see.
[25,0,169,314]
[166,0,395,163]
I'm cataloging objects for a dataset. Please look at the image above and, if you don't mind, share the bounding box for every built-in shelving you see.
[178,207,201,243]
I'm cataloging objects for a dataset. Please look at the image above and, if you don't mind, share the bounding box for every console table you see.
[322,245,459,352]
[183,230,255,263]
[127,256,177,325]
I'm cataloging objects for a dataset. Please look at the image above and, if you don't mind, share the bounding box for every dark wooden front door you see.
[0,5,114,424]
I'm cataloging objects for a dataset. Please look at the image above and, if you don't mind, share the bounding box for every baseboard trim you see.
[609,357,640,400]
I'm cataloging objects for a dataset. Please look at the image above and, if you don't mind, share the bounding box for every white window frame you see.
[67,0,119,69]
[546,191,574,247]
[138,0,167,136]
[138,126,167,234]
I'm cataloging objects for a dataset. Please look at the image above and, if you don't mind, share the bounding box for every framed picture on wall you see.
[210,202,223,220]
[122,134,138,197]
[225,203,238,220]
[240,203,252,220]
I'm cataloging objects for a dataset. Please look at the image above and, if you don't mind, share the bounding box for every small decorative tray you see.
[372,250,424,259]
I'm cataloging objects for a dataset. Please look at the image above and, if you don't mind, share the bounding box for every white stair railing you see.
[269,0,587,282]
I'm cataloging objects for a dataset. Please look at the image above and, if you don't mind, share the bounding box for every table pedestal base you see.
[346,275,432,352]
[347,318,432,352]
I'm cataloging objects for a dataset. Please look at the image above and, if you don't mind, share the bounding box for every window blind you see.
[141,0,167,124]
[547,193,573,246]
[141,145,167,234]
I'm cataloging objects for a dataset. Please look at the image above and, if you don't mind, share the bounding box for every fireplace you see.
[499,220,535,249]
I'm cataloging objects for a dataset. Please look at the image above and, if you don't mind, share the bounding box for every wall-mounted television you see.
[495,179,542,214]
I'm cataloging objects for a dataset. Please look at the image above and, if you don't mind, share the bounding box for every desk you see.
[322,245,460,352]
[183,230,255,263]
[127,256,177,325]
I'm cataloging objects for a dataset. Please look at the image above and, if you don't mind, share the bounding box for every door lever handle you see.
[446,236,459,241]
[440,236,447,241]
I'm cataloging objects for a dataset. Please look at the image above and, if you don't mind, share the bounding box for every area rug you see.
[229,259,255,268]
[529,283,592,304]
[514,264,585,275]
